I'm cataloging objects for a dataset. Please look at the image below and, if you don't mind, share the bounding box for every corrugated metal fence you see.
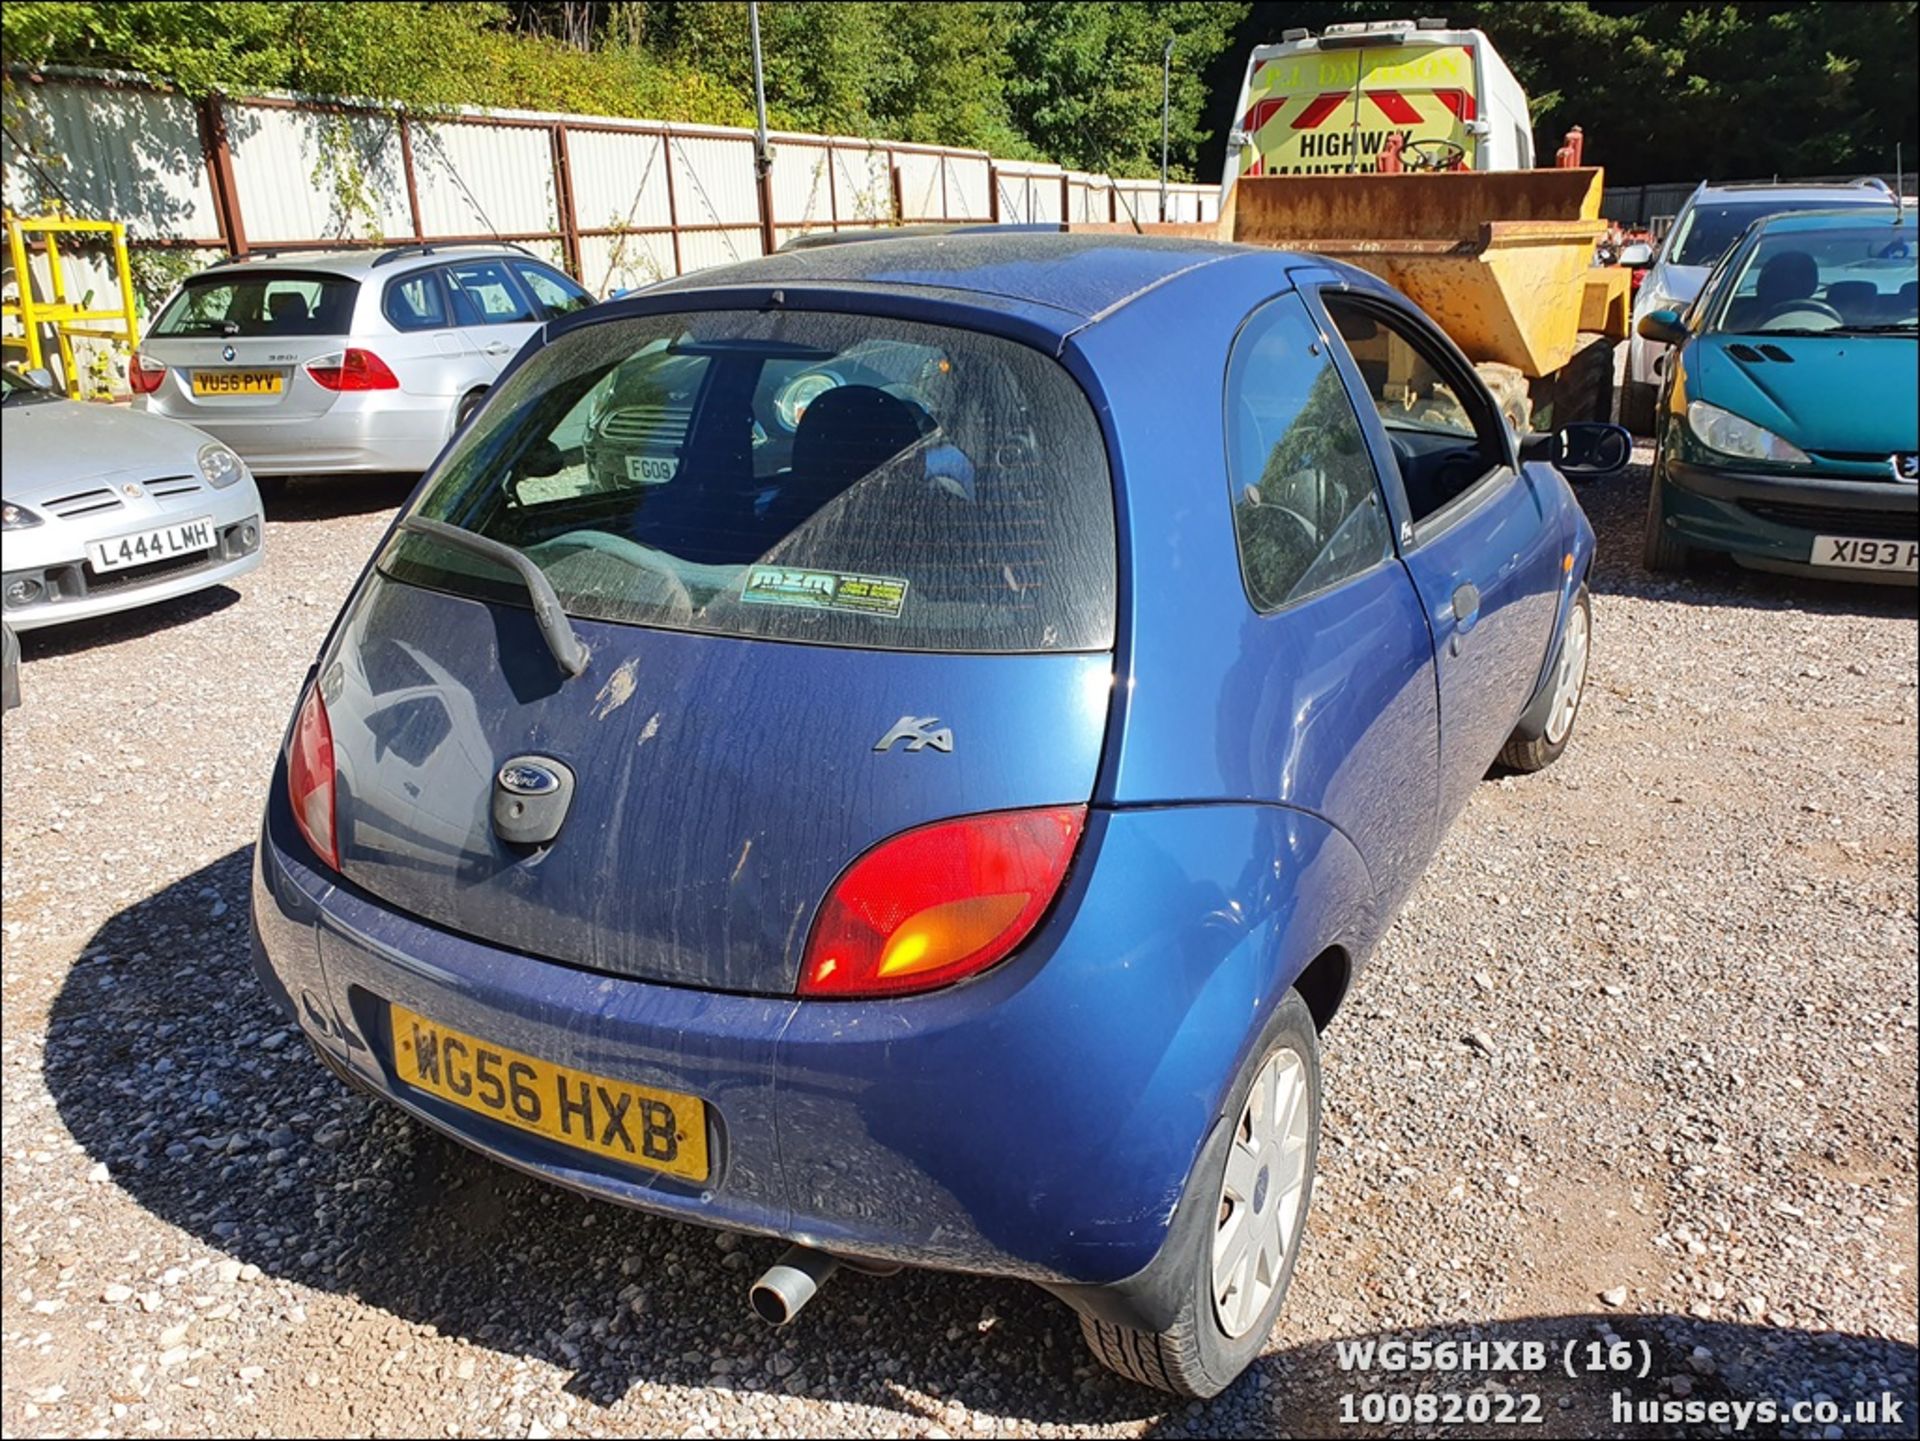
[2,69,1221,315]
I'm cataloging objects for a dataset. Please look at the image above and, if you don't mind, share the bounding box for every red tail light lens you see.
[128,351,167,394]
[288,684,339,869]
[799,806,1086,998]
[306,348,399,391]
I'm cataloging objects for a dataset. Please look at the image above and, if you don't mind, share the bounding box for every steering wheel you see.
[1759,299,1842,331]
[1241,484,1320,551]
[1401,137,1467,172]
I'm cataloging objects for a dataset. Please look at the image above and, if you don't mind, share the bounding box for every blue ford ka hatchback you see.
[253,235,1612,1396]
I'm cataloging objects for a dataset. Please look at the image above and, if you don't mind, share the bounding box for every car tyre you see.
[456,389,488,431]
[1619,379,1656,437]
[1498,587,1591,773]
[1080,990,1321,1397]
[1642,471,1692,574]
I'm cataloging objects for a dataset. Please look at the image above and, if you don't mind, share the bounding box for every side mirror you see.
[1637,308,1688,346]
[502,439,568,505]
[1520,422,1633,479]
[515,439,566,479]
[23,367,56,391]
[1618,242,1654,267]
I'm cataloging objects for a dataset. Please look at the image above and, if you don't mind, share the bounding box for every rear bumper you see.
[1657,458,1918,582]
[252,775,1371,1302]
[139,393,453,476]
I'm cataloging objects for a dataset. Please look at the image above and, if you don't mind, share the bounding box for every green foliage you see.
[6,1,1914,185]
[1005,2,1249,177]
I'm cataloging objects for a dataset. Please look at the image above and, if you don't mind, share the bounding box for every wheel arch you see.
[1032,801,1375,1334]
[1291,943,1353,1032]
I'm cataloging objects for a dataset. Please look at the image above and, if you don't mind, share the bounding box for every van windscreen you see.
[380,309,1117,654]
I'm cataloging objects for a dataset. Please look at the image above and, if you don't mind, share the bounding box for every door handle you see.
[482,341,512,357]
[1449,581,1482,654]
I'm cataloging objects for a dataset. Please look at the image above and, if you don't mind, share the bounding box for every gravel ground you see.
[3,453,1916,1440]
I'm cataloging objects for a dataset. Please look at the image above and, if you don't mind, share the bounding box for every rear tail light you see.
[288,683,339,869]
[128,351,167,394]
[306,347,399,391]
[799,806,1086,998]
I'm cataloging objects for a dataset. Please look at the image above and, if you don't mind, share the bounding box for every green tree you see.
[869,3,1031,156]
[646,1,894,136]
[1005,2,1249,177]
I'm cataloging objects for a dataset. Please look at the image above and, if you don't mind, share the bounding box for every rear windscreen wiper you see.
[397,516,589,678]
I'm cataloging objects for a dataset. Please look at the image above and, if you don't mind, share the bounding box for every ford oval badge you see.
[498,761,562,795]
[493,755,575,846]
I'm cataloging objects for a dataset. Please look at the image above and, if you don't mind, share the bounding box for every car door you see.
[441,257,544,377]
[1311,287,1563,827]
[377,267,469,403]
[1213,291,1442,913]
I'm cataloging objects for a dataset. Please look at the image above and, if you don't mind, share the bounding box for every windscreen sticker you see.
[741,566,909,618]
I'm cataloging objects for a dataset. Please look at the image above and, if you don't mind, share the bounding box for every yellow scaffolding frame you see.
[3,214,141,399]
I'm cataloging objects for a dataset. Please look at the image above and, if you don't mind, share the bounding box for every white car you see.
[1620,177,1897,433]
[2,368,264,630]
[130,243,592,480]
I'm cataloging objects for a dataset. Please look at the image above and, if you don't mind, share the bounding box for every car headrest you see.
[1825,280,1876,309]
[790,385,928,494]
[1756,250,1818,305]
[268,291,310,324]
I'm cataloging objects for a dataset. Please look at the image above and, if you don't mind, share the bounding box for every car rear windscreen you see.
[380,309,1117,654]
[151,270,359,337]
[1668,200,1882,268]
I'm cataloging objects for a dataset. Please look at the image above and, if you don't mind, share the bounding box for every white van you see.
[1222,18,1535,189]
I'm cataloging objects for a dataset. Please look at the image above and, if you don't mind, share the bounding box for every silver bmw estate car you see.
[131,243,592,478]
[2,368,263,630]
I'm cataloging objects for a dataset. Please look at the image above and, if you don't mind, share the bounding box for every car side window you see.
[512,261,592,318]
[443,259,537,326]
[1224,294,1393,612]
[384,271,449,332]
[1322,296,1507,528]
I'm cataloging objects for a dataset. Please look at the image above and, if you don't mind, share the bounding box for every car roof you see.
[644,232,1253,323]
[1690,178,1893,205]
[1747,205,1915,234]
[190,243,546,281]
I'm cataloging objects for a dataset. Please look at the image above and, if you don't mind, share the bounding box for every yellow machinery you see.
[1218,167,1622,378]
[1072,166,1632,427]
[3,213,141,399]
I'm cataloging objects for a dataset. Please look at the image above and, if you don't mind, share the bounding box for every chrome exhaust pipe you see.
[750,1244,841,1325]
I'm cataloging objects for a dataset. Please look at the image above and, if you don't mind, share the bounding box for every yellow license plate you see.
[390,1003,709,1182]
[191,369,282,395]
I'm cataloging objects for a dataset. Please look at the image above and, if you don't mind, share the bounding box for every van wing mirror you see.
[1618,242,1654,267]
[1520,422,1633,479]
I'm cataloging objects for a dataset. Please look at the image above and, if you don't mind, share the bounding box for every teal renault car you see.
[1639,206,1917,582]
